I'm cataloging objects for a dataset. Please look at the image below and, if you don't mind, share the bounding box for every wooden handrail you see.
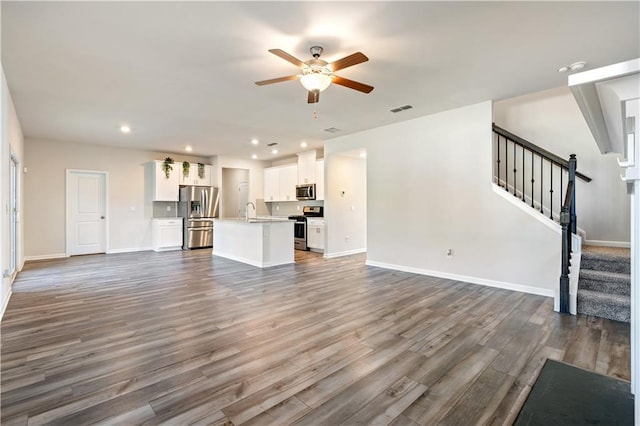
[492,124,592,183]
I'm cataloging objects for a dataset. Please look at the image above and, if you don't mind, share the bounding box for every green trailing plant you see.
[198,163,205,179]
[162,157,174,179]
[182,161,190,178]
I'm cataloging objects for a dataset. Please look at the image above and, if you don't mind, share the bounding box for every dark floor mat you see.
[515,359,633,425]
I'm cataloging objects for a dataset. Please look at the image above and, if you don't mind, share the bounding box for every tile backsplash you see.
[153,201,179,218]
[266,200,324,217]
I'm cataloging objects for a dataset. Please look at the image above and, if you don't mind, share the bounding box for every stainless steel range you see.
[288,206,323,251]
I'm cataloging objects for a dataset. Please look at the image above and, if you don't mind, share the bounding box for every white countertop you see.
[214,216,293,224]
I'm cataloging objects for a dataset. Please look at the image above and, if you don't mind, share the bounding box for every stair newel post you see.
[569,154,577,234]
[560,205,571,313]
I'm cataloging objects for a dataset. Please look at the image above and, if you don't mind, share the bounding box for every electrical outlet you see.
[296,206,300,211]
[166,205,171,212]
[130,206,136,212]
[276,205,280,211]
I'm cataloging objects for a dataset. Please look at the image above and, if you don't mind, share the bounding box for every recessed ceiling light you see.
[558,61,587,73]
[569,61,586,71]
[271,149,278,154]
[185,146,193,152]
[300,141,308,148]
[251,154,258,159]
[120,125,131,133]
[251,139,259,145]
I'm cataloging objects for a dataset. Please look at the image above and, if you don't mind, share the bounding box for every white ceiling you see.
[2,1,639,161]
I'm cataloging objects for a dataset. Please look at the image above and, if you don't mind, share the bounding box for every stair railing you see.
[492,124,591,314]
[493,124,591,222]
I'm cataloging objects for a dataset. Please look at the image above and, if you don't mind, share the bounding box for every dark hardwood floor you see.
[1,249,630,425]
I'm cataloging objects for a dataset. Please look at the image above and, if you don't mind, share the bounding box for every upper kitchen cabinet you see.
[264,167,279,202]
[315,159,325,201]
[179,163,213,186]
[279,164,297,201]
[263,164,297,202]
[297,150,317,184]
[145,160,179,201]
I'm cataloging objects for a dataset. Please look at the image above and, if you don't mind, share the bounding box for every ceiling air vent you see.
[390,105,413,113]
[324,127,341,133]
[266,142,278,147]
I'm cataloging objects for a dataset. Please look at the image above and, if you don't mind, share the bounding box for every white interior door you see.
[68,171,107,255]
[238,181,249,217]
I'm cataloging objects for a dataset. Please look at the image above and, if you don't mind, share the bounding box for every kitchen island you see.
[213,218,294,268]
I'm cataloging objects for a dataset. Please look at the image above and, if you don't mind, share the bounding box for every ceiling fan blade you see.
[307,90,319,104]
[332,76,374,93]
[255,75,300,86]
[329,52,369,72]
[268,49,305,68]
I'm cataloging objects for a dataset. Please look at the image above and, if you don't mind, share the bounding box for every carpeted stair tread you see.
[578,269,630,296]
[577,289,630,323]
[580,252,630,274]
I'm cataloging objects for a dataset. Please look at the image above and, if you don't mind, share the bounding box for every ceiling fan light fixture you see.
[300,72,332,92]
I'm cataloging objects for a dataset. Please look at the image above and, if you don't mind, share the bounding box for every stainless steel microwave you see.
[296,183,316,200]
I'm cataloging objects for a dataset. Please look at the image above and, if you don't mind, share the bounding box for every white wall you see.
[325,101,560,296]
[324,153,367,257]
[494,86,630,245]
[211,155,268,215]
[1,65,25,317]
[23,138,208,258]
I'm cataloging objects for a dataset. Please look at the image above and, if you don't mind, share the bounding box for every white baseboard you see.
[1,288,12,321]
[584,239,631,248]
[24,253,68,262]
[107,247,153,254]
[324,248,367,259]
[365,259,555,299]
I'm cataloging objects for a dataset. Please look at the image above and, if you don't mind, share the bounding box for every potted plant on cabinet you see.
[162,157,174,179]
[182,161,190,179]
[198,163,205,179]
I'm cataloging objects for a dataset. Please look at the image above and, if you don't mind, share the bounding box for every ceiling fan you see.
[255,46,374,104]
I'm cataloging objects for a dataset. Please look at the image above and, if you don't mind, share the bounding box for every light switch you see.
[130,206,136,212]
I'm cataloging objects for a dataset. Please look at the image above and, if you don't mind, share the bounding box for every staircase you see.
[577,247,631,323]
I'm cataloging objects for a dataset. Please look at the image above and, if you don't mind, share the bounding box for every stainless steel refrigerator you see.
[178,186,220,249]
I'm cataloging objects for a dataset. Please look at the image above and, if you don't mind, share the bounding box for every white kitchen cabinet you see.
[146,160,179,202]
[279,164,297,201]
[263,164,297,202]
[152,218,183,251]
[315,159,325,201]
[297,150,317,184]
[307,218,325,251]
[179,163,212,186]
[264,167,279,202]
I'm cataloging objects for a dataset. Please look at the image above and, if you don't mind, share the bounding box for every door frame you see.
[9,151,19,278]
[65,169,109,257]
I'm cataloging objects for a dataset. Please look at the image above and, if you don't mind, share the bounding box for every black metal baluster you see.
[496,134,501,186]
[549,163,554,219]
[530,151,535,208]
[505,139,509,192]
[540,157,544,213]
[522,145,526,202]
[513,142,517,196]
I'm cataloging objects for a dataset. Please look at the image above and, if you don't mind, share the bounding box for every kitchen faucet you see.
[245,201,256,221]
